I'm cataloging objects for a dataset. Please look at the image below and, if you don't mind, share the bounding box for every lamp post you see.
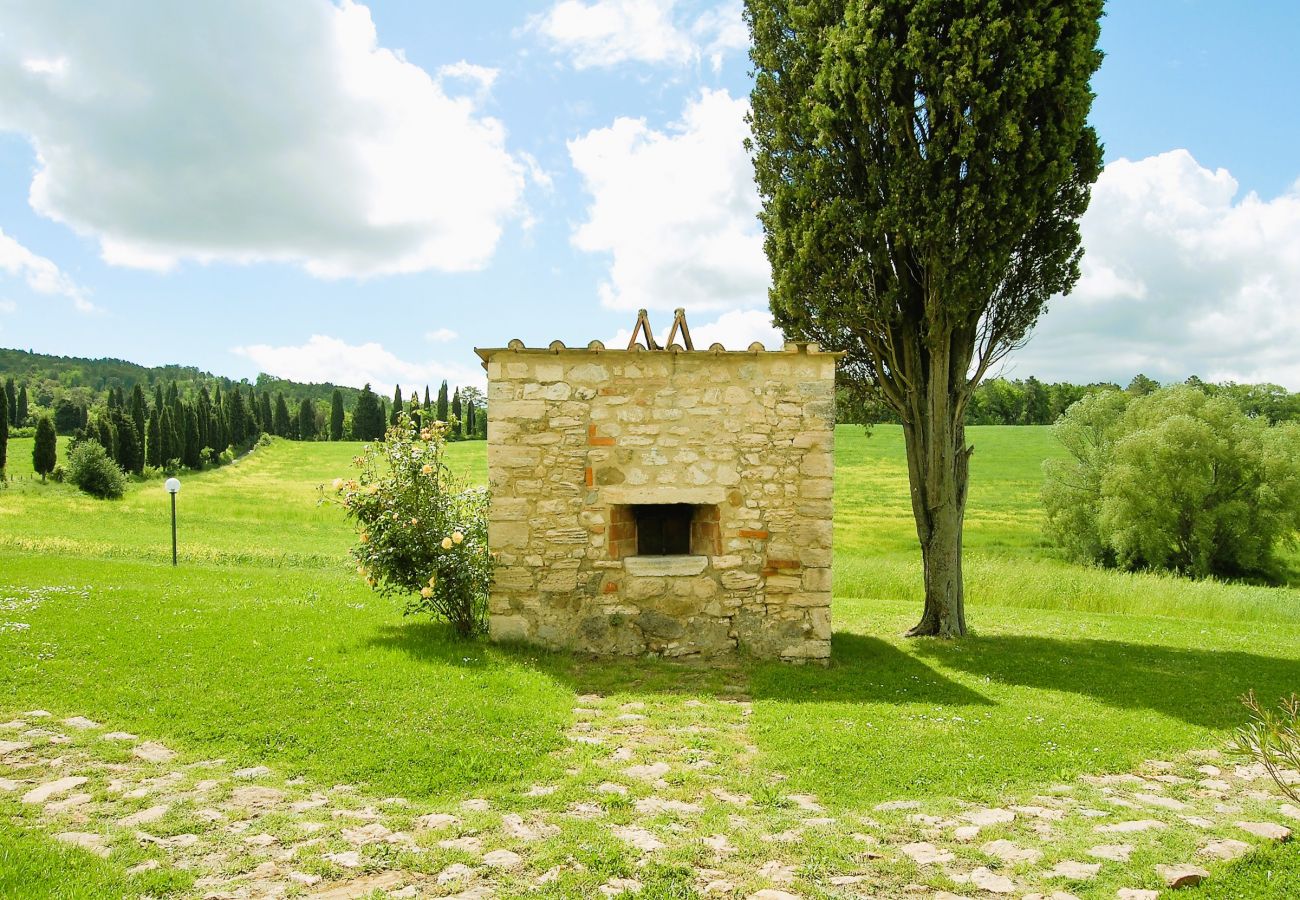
[165,477,181,566]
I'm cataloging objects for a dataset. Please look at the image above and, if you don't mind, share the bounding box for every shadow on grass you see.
[365,622,991,707]
[909,634,1300,729]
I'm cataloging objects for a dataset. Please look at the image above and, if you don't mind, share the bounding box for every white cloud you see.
[425,327,459,343]
[609,307,782,350]
[0,299,16,314]
[569,88,767,314]
[438,60,499,102]
[530,0,746,70]
[231,334,483,394]
[0,0,526,278]
[0,227,93,312]
[1013,150,1300,389]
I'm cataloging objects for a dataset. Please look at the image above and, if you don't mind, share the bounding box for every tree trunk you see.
[900,370,971,638]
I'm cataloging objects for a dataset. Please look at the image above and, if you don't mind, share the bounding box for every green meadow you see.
[1,426,1297,897]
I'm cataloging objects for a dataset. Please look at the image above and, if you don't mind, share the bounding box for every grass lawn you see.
[1,427,1296,897]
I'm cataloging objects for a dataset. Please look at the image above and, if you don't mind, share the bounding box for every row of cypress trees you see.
[376,381,485,441]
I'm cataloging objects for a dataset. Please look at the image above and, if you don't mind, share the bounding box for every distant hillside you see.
[0,347,362,412]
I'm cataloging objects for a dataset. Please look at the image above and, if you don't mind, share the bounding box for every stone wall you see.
[479,342,837,662]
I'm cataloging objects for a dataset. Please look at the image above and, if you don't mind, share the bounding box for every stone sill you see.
[622,555,709,577]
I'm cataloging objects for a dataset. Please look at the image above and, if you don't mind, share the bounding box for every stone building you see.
[476,311,838,662]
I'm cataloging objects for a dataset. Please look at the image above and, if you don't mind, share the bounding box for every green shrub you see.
[324,414,492,637]
[65,440,126,500]
[1044,386,1300,578]
[1230,691,1300,805]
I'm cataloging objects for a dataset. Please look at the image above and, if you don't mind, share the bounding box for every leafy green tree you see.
[436,381,449,422]
[746,0,1103,636]
[65,440,125,499]
[146,407,162,469]
[298,398,317,441]
[0,388,8,474]
[1126,373,1159,396]
[1044,387,1300,578]
[351,384,385,441]
[32,415,57,481]
[391,385,403,426]
[330,389,345,441]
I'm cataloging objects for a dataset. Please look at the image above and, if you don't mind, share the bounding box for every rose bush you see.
[323,413,492,636]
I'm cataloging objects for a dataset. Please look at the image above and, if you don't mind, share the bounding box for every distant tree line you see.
[837,373,1300,427]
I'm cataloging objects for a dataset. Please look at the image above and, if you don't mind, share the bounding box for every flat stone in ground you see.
[102,732,137,741]
[1201,839,1252,861]
[874,800,921,811]
[1045,860,1100,880]
[55,832,109,857]
[1088,844,1134,862]
[308,871,404,898]
[45,792,92,814]
[625,762,670,780]
[0,740,31,755]
[288,872,323,886]
[23,776,88,805]
[439,835,483,853]
[952,825,980,842]
[613,825,664,852]
[1135,792,1186,811]
[117,804,169,827]
[901,842,954,865]
[756,860,796,883]
[63,716,101,730]
[599,877,642,895]
[323,849,362,868]
[597,782,628,795]
[1116,892,1159,900]
[1235,821,1292,841]
[483,849,523,868]
[1157,864,1209,889]
[132,741,175,763]
[226,785,285,812]
[1095,819,1165,834]
[232,765,271,779]
[416,812,460,829]
[438,863,476,884]
[963,807,1014,826]
[982,839,1041,864]
[746,890,801,900]
[969,867,1016,893]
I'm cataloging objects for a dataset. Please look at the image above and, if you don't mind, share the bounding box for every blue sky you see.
[1,0,1298,391]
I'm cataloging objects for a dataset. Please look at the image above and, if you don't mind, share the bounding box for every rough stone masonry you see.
[476,326,838,662]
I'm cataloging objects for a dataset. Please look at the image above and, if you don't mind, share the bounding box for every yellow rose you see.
[410,517,420,525]
[441,537,453,550]
[421,464,434,475]
[360,532,370,543]
[452,531,464,544]
[420,586,433,598]
[367,484,379,495]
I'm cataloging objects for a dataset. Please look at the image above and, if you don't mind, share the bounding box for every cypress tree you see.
[4,378,15,426]
[159,409,175,464]
[96,416,116,459]
[17,385,29,425]
[296,398,314,441]
[114,409,142,475]
[436,381,449,422]
[423,385,432,414]
[33,416,56,481]
[380,399,388,430]
[259,392,273,435]
[183,405,201,468]
[451,388,462,438]
[130,385,147,450]
[465,399,475,439]
[408,390,421,428]
[391,385,403,425]
[0,388,8,474]
[272,393,289,437]
[196,388,212,452]
[351,384,384,441]
[213,406,229,454]
[146,408,162,468]
[246,387,261,436]
[154,384,165,417]
[229,390,248,446]
[330,390,345,441]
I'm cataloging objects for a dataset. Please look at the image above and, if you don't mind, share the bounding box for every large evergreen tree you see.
[273,393,292,438]
[32,416,56,482]
[4,378,15,426]
[330,389,345,440]
[747,0,1103,636]
[146,407,162,469]
[436,381,449,422]
[391,385,403,426]
[298,398,317,441]
[160,408,177,464]
[183,405,201,468]
[17,385,28,425]
[228,389,248,446]
[451,388,462,438]
[130,385,147,456]
[0,388,8,474]
[260,393,274,436]
[465,399,475,439]
[351,384,385,441]
[114,409,143,475]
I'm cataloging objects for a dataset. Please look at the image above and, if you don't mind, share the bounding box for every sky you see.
[1,0,1298,392]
